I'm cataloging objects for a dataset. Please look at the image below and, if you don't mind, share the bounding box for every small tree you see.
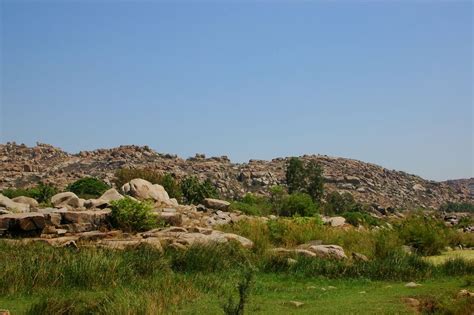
[286,157,305,194]
[306,160,324,203]
[285,157,325,203]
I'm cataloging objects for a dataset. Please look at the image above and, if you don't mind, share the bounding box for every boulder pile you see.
[0,178,254,251]
[0,142,471,210]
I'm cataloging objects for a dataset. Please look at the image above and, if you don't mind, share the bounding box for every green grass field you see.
[1,225,473,315]
[0,275,471,314]
[426,249,474,265]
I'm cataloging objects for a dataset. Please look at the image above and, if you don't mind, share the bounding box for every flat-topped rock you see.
[0,212,45,236]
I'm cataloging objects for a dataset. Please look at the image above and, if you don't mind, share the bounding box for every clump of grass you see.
[168,242,252,273]
[439,258,474,277]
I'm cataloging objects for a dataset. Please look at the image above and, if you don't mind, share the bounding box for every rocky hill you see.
[0,142,472,209]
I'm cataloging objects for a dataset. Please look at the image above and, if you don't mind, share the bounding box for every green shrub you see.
[324,191,356,215]
[343,211,381,227]
[160,173,183,200]
[373,229,404,259]
[230,193,274,216]
[110,197,157,232]
[1,182,58,204]
[67,177,110,199]
[278,192,317,217]
[181,176,218,204]
[396,215,450,256]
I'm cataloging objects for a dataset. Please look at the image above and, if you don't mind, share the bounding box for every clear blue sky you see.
[1,1,472,181]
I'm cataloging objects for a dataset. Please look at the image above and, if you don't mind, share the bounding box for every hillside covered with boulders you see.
[0,142,472,210]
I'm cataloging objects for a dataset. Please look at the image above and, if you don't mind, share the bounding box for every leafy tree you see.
[285,157,305,194]
[67,177,109,199]
[285,157,325,203]
[306,160,324,203]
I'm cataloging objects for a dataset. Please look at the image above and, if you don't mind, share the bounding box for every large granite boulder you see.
[51,192,82,208]
[84,188,124,209]
[0,212,45,236]
[12,196,39,209]
[302,244,348,260]
[202,198,230,211]
[0,194,30,213]
[121,179,170,203]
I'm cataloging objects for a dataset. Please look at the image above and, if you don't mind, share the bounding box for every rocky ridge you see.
[1,142,472,209]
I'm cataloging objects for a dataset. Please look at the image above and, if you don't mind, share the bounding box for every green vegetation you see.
[66,177,110,199]
[230,189,318,218]
[278,192,317,217]
[396,215,453,256]
[286,157,324,203]
[1,182,58,204]
[114,168,216,203]
[180,176,218,204]
[342,211,381,227]
[440,202,474,213]
[110,197,157,232]
[0,240,473,314]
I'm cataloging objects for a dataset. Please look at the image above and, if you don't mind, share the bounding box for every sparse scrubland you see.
[0,157,473,314]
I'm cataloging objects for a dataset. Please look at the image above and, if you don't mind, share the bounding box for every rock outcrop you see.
[0,142,472,209]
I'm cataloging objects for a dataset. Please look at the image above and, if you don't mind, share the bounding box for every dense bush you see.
[285,157,324,203]
[159,173,183,200]
[396,215,451,255]
[180,176,218,204]
[114,168,182,199]
[110,197,157,232]
[278,192,317,217]
[440,202,474,213]
[230,193,274,216]
[343,211,381,227]
[324,191,358,215]
[1,182,58,204]
[67,177,110,199]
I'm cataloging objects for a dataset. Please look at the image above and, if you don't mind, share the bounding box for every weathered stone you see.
[51,192,81,208]
[405,282,421,288]
[352,252,369,262]
[202,198,230,211]
[121,179,170,203]
[271,247,317,257]
[323,216,346,227]
[0,194,30,213]
[303,244,348,260]
[157,212,182,226]
[98,238,163,252]
[12,196,39,208]
[0,212,45,236]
